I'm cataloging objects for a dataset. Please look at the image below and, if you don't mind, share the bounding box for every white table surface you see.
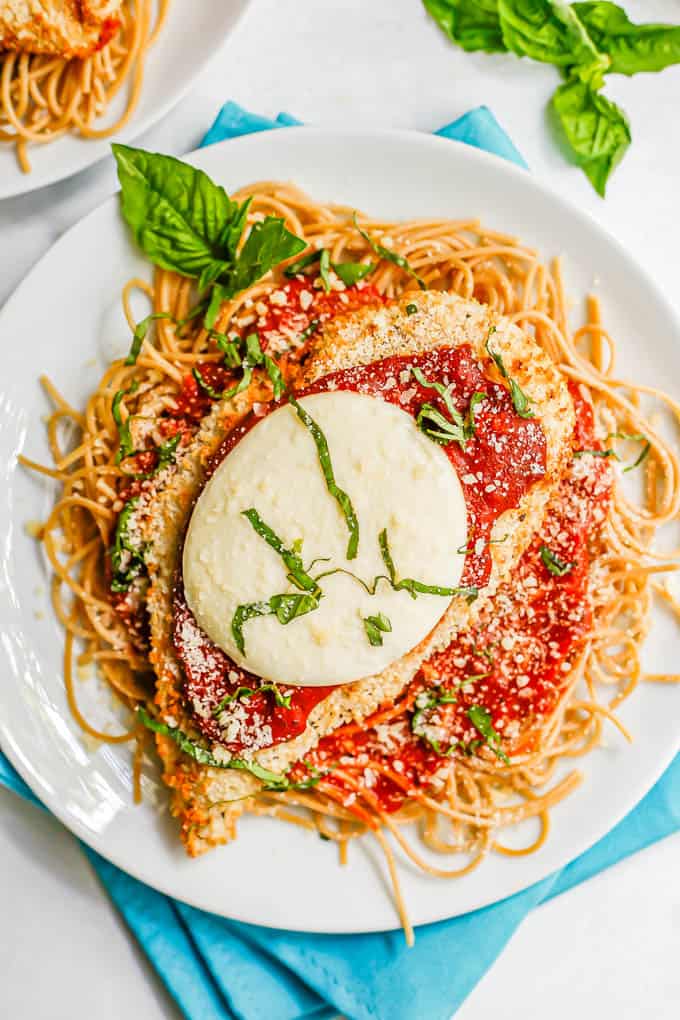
[1,1,679,1017]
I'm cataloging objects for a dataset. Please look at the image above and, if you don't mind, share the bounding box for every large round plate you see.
[0,1,251,199]
[1,129,678,933]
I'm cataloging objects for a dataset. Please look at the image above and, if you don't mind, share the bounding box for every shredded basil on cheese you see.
[363,612,392,647]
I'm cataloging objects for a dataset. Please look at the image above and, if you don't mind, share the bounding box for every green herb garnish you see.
[284,249,322,277]
[126,313,175,366]
[540,544,574,577]
[363,613,392,647]
[112,379,139,463]
[574,448,618,459]
[212,682,292,717]
[406,303,418,315]
[623,440,651,473]
[379,528,479,602]
[110,498,145,593]
[241,508,320,593]
[288,395,360,560]
[467,704,510,765]
[137,708,292,789]
[485,327,534,419]
[332,261,374,286]
[231,591,321,656]
[319,249,332,293]
[411,687,459,756]
[353,213,426,290]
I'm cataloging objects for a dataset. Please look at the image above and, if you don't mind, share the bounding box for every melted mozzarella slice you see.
[183,390,467,687]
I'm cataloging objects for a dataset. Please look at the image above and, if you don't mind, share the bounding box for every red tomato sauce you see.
[298,383,613,812]
[173,336,548,753]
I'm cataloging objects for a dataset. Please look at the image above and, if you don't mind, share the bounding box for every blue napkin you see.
[1,102,678,1020]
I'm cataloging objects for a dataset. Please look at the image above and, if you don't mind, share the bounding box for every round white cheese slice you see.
[183,390,467,687]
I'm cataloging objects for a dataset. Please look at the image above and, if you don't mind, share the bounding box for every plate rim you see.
[0,0,253,201]
[1,125,679,932]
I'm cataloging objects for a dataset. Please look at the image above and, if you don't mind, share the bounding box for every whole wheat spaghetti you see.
[21,183,680,941]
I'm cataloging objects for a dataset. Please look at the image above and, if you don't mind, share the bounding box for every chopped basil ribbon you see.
[411,687,459,756]
[194,331,285,403]
[485,327,534,420]
[607,430,646,441]
[212,682,292,717]
[284,249,322,277]
[333,261,374,286]
[406,303,418,315]
[319,249,332,293]
[363,612,392,647]
[379,528,478,602]
[231,592,321,656]
[411,366,485,449]
[137,708,293,789]
[110,498,145,593]
[540,544,574,577]
[288,395,360,560]
[125,432,183,481]
[112,380,139,463]
[574,448,618,459]
[284,247,374,287]
[193,362,253,401]
[241,509,320,593]
[299,319,320,343]
[353,213,426,290]
[466,705,510,765]
[623,440,651,474]
[125,313,177,366]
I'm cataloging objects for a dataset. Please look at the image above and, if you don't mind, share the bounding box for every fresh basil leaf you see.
[198,260,229,293]
[363,612,392,646]
[137,707,290,787]
[288,396,360,560]
[241,508,320,593]
[192,363,253,401]
[112,145,248,278]
[467,704,510,764]
[204,283,227,330]
[485,328,534,418]
[411,366,465,427]
[213,682,292,717]
[551,74,630,196]
[319,249,332,293]
[225,218,306,298]
[498,0,607,71]
[574,2,680,76]
[411,687,460,756]
[423,0,506,54]
[539,544,574,576]
[353,213,426,289]
[332,261,375,286]
[417,402,468,445]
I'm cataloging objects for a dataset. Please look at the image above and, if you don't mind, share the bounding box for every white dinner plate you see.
[0,0,251,200]
[1,128,679,933]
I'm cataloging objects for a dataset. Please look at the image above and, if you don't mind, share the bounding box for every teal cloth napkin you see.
[1,102,678,1020]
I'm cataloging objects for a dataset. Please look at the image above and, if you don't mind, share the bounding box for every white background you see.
[1,1,679,1017]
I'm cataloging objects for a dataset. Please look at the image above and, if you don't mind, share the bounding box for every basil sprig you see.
[288,396,360,560]
[363,613,392,647]
[423,1,680,195]
[110,498,145,593]
[540,544,574,576]
[467,704,510,765]
[353,213,426,289]
[485,327,534,419]
[112,145,306,328]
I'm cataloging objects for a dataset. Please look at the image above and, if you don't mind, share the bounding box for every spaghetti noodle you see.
[22,183,680,941]
[0,0,168,173]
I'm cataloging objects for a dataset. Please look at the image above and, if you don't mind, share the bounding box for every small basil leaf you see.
[423,0,506,54]
[574,3,680,76]
[332,261,375,286]
[467,704,510,764]
[539,544,574,576]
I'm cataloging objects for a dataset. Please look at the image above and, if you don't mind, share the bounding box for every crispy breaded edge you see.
[138,291,575,854]
[0,0,121,58]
